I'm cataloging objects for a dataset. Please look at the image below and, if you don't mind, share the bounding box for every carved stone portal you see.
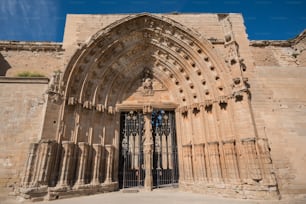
[18,13,279,201]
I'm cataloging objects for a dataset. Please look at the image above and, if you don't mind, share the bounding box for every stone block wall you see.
[0,41,64,77]
[250,66,306,197]
[250,30,306,67]
[0,78,48,197]
[0,13,305,200]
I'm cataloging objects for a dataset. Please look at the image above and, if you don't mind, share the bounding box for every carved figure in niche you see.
[48,70,62,94]
[48,70,63,103]
[142,68,154,96]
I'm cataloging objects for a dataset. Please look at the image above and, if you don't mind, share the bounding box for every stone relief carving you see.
[219,15,249,93]
[142,68,154,96]
[47,70,64,103]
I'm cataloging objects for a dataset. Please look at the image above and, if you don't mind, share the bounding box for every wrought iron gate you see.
[119,110,179,189]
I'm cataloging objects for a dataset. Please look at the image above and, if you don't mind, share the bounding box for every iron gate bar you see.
[119,110,179,189]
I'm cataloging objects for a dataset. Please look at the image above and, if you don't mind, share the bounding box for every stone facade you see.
[0,13,305,202]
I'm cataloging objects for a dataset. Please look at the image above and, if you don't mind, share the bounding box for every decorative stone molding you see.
[0,41,63,52]
[0,77,49,84]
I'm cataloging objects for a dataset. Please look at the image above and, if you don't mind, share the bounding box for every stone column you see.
[194,144,207,182]
[161,134,167,169]
[21,143,38,187]
[222,140,240,183]
[143,106,153,191]
[182,145,193,182]
[200,105,212,182]
[231,92,258,184]
[75,142,89,187]
[241,138,261,183]
[104,144,114,184]
[56,141,75,188]
[35,140,56,186]
[232,92,257,140]
[207,142,222,183]
[175,110,185,183]
[91,144,102,185]
[257,138,276,185]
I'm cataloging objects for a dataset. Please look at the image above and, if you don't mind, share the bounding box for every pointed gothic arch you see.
[20,13,278,200]
[62,14,233,108]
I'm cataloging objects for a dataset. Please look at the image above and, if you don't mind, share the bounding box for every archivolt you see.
[62,13,234,110]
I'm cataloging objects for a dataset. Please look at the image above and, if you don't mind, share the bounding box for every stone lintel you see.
[116,103,178,111]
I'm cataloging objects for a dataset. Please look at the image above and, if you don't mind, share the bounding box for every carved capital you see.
[218,95,228,104]
[68,97,77,106]
[179,106,188,115]
[143,105,153,113]
[83,100,92,109]
[96,104,105,112]
[108,106,114,114]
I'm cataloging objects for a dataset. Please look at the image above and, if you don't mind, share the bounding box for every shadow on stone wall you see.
[0,53,11,76]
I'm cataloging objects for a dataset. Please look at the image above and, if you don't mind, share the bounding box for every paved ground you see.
[2,188,306,204]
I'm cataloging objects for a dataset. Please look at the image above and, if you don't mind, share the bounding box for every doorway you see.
[118,110,179,189]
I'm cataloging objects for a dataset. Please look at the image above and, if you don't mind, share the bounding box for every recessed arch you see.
[62,13,234,110]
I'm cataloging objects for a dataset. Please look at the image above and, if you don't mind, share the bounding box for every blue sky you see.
[0,0,305,42]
